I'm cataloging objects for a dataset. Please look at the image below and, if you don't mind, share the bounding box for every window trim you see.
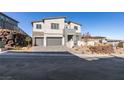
[51,23,59,30]
[36,24,42,29]
[74,26,78,30]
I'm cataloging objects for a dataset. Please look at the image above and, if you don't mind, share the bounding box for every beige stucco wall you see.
[32,18,81,47]
[33,22,44,32]
[33,18,65,35]
[32,18,81,35]
[32,31,44,37]
[44,18,65,34]
[69,22,81,33]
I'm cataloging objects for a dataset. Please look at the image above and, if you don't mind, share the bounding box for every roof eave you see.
[0,12,19,23]
[68,21,82,26]
[42,16,66,20]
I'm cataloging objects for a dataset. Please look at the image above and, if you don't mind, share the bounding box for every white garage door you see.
[35,37,44,46]
[46,37,62,46]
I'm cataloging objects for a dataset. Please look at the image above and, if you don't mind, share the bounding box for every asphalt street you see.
[0,51,124,80]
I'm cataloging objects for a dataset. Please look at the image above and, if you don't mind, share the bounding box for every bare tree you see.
[82,32,91,46]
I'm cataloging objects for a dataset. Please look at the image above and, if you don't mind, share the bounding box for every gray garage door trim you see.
[46,37,62,46]
[35,37,44,46]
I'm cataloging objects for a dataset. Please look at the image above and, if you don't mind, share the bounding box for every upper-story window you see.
[65,25,68,29]
[51,23,59,30]
[36,24,42,29]
[74,26,78,30]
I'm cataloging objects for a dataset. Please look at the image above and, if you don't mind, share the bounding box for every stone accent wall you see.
[0,29,28,48]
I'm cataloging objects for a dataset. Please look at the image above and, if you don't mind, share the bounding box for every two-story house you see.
[32,17,81,47]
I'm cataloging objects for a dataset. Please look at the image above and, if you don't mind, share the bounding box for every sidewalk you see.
[67,48,124,61]
[111,54,124,58]
[0,51,8,54]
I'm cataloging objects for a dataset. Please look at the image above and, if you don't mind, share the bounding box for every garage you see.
[46,37,62,46]
[35,37,44,46]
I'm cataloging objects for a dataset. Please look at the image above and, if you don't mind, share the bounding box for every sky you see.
[4,12,124,40]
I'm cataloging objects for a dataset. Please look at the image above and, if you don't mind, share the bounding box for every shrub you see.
[25,36,32,46]
[89,44,114,54]
[0,41,4,48]
[12,46,22,50]
[117,42,123,48]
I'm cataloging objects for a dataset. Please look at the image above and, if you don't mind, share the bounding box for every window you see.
[51,23,59,29]
[65,25,68,29]
[74,26,78,30]
[76,35,80,41]
[68,35,73,41]
[36,24,42,29]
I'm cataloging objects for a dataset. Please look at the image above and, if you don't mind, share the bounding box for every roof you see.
[68,21,82,26]
[32,16,82,26]
[82,36,106,39]
[32,20,43,23]
[42,16,66,20]
[32,16,66,24]
[0,12,19,23]
[107,39,122,42]
[31,20,43,24]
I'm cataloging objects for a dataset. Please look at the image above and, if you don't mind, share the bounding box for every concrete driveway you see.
[31,46,67,52]
[0,51,124,80]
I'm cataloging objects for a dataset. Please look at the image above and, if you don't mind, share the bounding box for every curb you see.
[0,51,8,54]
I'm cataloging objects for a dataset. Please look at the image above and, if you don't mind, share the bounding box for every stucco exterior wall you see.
[44,18,65,34]
[69,23,81,33]
[33,18,65,35]
[33,22,44,32]
[32,17,82,47]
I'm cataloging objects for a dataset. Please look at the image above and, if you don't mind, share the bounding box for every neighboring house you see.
[106,39,122,47]
[118,41,124,48]
[32,17,81,48]
[0,13,30,48]
[78,36,107,46]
